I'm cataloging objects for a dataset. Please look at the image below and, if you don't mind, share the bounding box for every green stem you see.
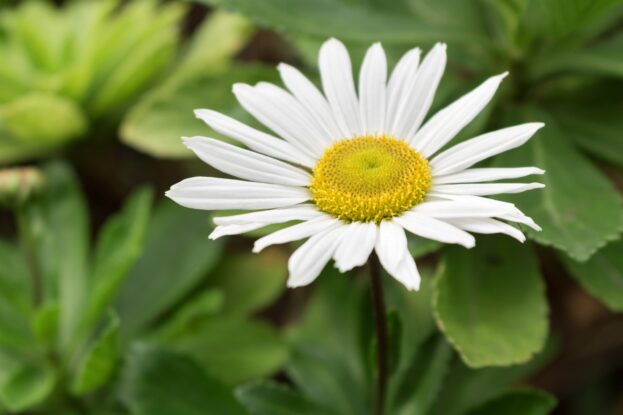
[369,254,388,415]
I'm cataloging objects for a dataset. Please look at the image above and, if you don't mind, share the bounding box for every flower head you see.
[167,39,544,291]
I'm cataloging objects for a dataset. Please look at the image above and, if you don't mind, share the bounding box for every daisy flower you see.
[166,38,544,291]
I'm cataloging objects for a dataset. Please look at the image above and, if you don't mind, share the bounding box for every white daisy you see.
[166,38,544,291]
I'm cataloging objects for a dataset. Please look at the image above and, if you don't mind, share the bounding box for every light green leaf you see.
[0,93,88,163]
[494,111,623,261]
[82,188,153,332]
[115,200,222,337]
[207,250,287,315]
[155,290,224,340]
[34,162,90,352]
[0,365,56,412]
[435,236,548,367]
[199,0,487,45]
[121,344,248,415]
[32,302,59,345]
[561,238,623,312]
[71,313,119,395]
[468,390,556,415]
[120,65,276,158]
[171,11,253,83]
[236,381,338,415]
[166,316,288,385]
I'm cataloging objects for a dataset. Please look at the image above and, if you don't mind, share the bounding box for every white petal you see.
[376,229,420,291]
[385,48,420,133]
[390,43,446,139]
[209,223,266,240]
[183,137,311,187]
[359,43,387,135]
[394,212,476,248]
[232,83,322,158]
[498,211,542,231]
[194,109,315,167]
[432,182,545,196]
[375,220,408,274]
[256,82,331,151]
[333,222,377,272]
[412,200,519,218]
[319,38,361,136]
[253,216,340,253]
[214,204,321,226]
[166,177,310,211]
[287,226,346,288]
[278,63,345,139]
[413,73,508,157]
[430,122,545,176]
[434,167,545,184]
[446,217,526,242]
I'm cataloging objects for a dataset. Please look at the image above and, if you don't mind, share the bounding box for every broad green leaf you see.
[207,250,287,315]
[115,200,222,337]
[0,93,88,163]
[552,102,623,168]
[82,188,153,332]
[0,365,56,412]
[468,390,556,415]
[32,302,59,345]
[199,0,487,45]
[34,162,90,352]
[236,381,338,415]
[120,344,248,415]
[494,111,623,261]
[166,316,288,385]
[393,335,453,415]
[435,236,548,367]
[120,65,276,158]
[71,313,120,396]
[561,238,623,312]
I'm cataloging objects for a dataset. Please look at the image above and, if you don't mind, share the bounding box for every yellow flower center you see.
[310,135,432,223]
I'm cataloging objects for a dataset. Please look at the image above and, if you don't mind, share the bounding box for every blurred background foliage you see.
[0,0,621,414]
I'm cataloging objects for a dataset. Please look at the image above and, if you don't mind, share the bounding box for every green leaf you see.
[120,65,276,158]
[121,344,248,415]
[198,0,487,45]
[435,236,548,367]
[468,390,556,415]
[32,302,59,345]
[519,0,622,37]
[530,33,623,79]
[0,94,88,163]
[166,316,288,385]
[0,365,56,412]
[82,187,153,332]
[170,11,253,83]
[552,101,623,168]
[286,271,372,415]
[207,250,287,315]
[561,238,623,312]
[115,200,222,337]
[236,381,338,415]
[155,290,224,340]
[34,162,90,352]
[393,335,453,415]
[71,313,120,396]
[494,111,623,261]
[430,339,557,415]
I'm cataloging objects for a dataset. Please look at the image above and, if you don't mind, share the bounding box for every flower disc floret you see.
[310,135,432,223]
